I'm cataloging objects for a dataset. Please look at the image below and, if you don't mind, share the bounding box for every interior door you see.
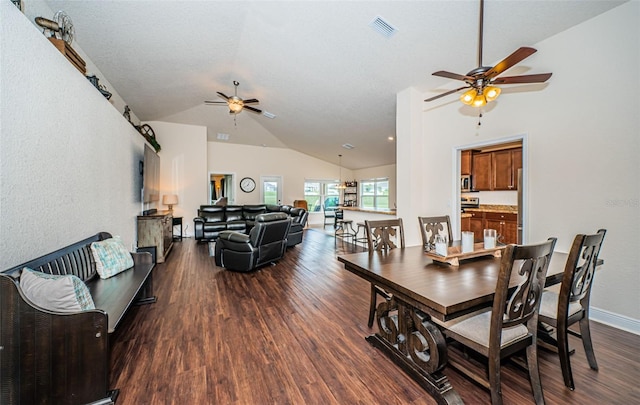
[261,176,282,205]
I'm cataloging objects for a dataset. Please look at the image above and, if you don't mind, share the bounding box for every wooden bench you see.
[0,232,156,405]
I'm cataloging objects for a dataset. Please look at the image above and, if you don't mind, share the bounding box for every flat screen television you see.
[142,144,160,204]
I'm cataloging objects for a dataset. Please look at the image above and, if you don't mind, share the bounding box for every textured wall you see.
[397,2,639,327]
[0,3,146,268]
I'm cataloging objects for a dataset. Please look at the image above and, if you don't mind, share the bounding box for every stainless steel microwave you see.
[461,175,472,192]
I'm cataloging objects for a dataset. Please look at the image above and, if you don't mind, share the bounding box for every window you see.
[304,180,339,212]
[360,178,389,209]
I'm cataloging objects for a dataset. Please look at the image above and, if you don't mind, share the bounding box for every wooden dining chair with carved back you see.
[537,229,606,390]
[418,215,453,251]
[364,218,405,328]
[435,238,557,405]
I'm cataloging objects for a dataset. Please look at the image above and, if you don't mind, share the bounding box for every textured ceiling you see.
[43,0,625,169]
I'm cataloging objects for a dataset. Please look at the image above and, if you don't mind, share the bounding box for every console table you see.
[137,211,173,263]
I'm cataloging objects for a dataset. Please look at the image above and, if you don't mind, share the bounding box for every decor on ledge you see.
[136,124,161,152]
[36,11,86,74]
[86,75,112,100]
[163,194,178,212]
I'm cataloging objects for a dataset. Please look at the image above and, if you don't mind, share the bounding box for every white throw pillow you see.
[90,236,134,279]
[20,267,95,312]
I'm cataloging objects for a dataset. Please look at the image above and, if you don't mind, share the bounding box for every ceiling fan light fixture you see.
[472,93,487,107]
[485,85,501,102]
[228,97,243,113]
[460,89,477,105]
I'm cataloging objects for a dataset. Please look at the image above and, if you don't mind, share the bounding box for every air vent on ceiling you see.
[342,143,355,150]
[263,111,276,119]
[369,16,398,38]
[217,133,230,141]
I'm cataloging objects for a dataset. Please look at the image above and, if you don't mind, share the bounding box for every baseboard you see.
[590,307,640,335]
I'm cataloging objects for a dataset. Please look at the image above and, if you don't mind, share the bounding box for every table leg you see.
[367,297,464,405]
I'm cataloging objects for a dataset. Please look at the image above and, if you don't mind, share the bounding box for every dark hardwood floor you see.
[110,228,640,404]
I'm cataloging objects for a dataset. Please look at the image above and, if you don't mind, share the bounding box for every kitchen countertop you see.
[464,204,518,214]
[341,206,396,215]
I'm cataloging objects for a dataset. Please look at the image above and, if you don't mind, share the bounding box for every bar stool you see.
[335,219,356,248]
[355,222,368,247]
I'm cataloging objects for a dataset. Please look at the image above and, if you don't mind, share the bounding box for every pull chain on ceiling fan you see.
[424,0,552,108]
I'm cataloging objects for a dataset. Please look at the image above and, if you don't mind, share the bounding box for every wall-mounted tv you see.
[142,144,160,204]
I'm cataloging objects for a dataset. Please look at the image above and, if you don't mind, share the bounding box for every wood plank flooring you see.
[110,228,640,404]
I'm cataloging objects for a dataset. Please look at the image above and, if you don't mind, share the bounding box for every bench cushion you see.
[90,236,134,279]
[20,267,95,312]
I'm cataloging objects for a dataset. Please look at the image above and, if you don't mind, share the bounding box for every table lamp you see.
[163,194,178,212]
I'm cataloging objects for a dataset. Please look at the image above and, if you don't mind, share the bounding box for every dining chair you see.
[364,218,405,327]
[538,229,606,390]
[436,237,557,405]
[418,215,453,250]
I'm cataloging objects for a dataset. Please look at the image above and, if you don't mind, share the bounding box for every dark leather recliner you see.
[286,207,308,247]
[214,212,291,272]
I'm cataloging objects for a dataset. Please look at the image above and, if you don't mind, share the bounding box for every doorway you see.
[456,135,527,244]
[261,176,282,205]
[209,173,234,204]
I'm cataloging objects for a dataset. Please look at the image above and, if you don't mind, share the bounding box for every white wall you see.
[145,121,208,237]
[397,2,639,330]
[0,3,147,268]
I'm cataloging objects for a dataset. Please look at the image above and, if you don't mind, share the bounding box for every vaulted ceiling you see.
[43,0,625,169]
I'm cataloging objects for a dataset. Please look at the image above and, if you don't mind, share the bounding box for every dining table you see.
[337,245,591,405]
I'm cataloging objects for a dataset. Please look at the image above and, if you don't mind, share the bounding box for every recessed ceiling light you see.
[342,143,355,150]
[217,133,230,141]
[388,136,394,141]
[369,16,398,38]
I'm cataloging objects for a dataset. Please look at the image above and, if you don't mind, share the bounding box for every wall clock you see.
[240,177,256,193]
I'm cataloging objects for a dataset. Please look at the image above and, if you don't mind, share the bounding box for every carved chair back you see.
[364,218,405,252]
[563,229,606,306]
[493,238,557,336]
[418,215,453,250]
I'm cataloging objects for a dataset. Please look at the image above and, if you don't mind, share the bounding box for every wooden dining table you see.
[337,245,579,405]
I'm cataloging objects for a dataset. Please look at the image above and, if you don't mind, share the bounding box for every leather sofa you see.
[214,212,291,272]
[193,204,307,247]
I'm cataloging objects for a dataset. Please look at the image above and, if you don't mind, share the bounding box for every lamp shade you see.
[163,194,178,206]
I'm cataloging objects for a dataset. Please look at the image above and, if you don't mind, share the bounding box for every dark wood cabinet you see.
[463,210,518,244]
[472,147,522,191]
[460,215,471,233]
[461,150,472,176]
[468,211,485,242]
[485,212,518,244]
[472,152,492,191]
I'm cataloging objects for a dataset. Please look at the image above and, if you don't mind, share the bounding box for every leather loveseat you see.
[193,204,307,247]
[214,212,291,272]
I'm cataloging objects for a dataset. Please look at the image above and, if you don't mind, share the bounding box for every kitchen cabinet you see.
[468,211,485,242]
[472,152,492,191]
[462,210,518,244]
[472,147,522,191]
[492,148,522,190]
[485,212,518,245]
[461,150,472,175]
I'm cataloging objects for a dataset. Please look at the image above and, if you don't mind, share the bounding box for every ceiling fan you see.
[205,81,262,114]
[424,0,552,107]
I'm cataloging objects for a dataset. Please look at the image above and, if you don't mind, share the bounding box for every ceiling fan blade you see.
[216,92,229,100]
[424,86,470,102]
[492,73,552,84]
[205,101,228,104]
[242,98,259,104]
[484,47,537,80]
[432,71,472,82]
[244,105,263,114]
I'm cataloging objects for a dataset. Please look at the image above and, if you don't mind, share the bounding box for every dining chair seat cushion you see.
[442,310,529,348]
[539,290,582,319]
